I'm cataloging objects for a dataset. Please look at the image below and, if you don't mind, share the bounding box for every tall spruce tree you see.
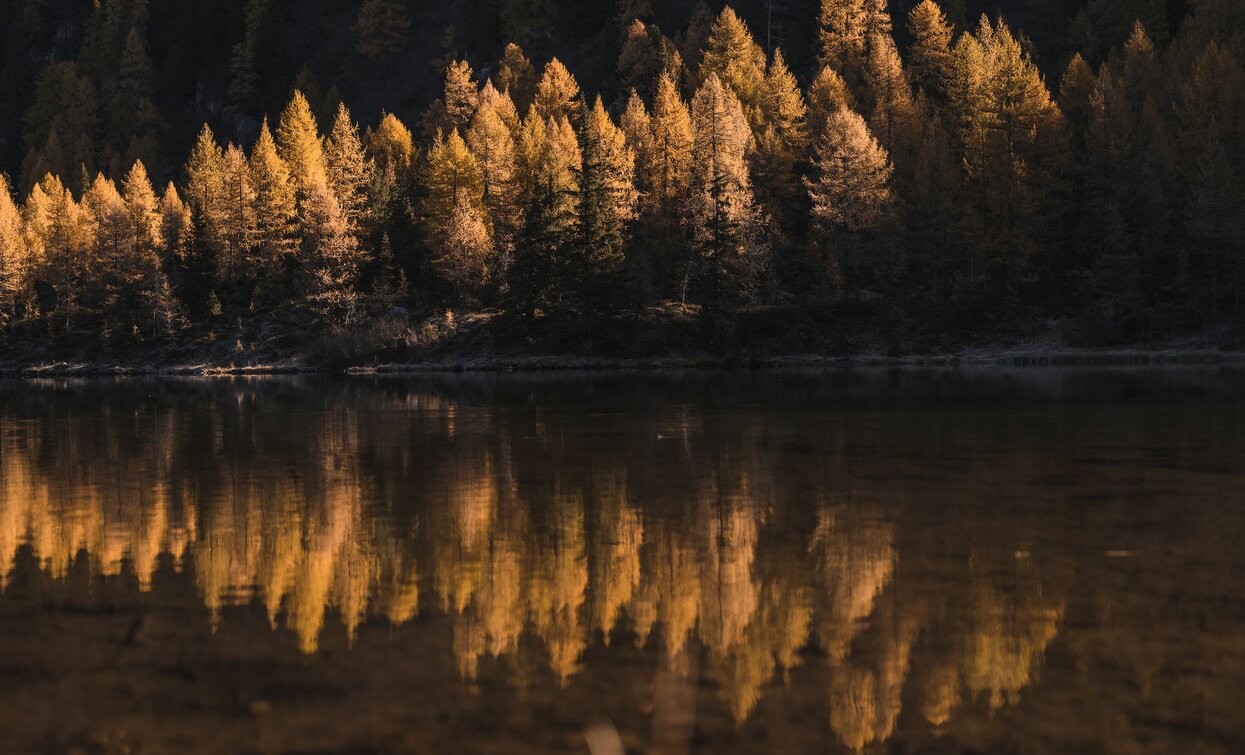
[510,115,581,316]
[276,91,330,198]
[805,107,894,296]
[638,72,694,296]
[699,7,767,129]
[688,74,767,306]
[579,97,638,307]
[907,1,955,101]
[422,130,493,298]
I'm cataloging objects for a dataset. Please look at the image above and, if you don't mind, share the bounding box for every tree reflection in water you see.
[0,372,1240,753]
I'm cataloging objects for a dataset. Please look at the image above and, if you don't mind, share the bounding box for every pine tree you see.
[106,28,164,179]
[533,59,582,125]
[426,59,479,137]
[226,0,266,124]
[301,184,362,323]
[620,90,651,152]
[817,0,889,97]
[1180,41,1245,175]
[960,17,1067,289]
[122,160,162,269]
[82,172,136,331]
[19,62,98,192]
[356,0,411,60]
[688,74,767,306]
[121,160,180,334]
[422,130,493,297]
[478,80,522,136]
[699,7,767,129]
[805,107,894,295]
[808,66,856,140]
[579,97,638,303]
[498,43,538,115]
[907,1,954,101]
[619,19,660,95]
[276,91,329,196]
[0,174,29,322]
[367,113,416,178]
[501,0,557,49]
[218,144,257,286]
[754,50,809,231]
[160,183,195,267]
[250,119,300,288]
[327,103,372,232]
[184,124,227,262]
[637,72,694,294]
[467,98,522,262]
[27,173,85,319]
[510,115,581,316]
[866,35,918,176]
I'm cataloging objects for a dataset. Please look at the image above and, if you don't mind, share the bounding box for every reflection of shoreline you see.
[0,437,1064,751]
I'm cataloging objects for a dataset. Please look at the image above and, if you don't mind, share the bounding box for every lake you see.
[0,370,1242,754]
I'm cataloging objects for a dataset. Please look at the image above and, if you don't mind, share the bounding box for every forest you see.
[0,0,1242,363]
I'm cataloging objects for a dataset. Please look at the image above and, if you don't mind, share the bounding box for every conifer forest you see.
[1,0,1243,363]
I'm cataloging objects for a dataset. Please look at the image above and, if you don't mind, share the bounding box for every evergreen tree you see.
[121,160,161,270]
[907,1,954,101]
[951,18,1067,290]
[510,115,581,316]
[866,35,918,175]
[910,116,959,305]
[426,60,480,137]
[327,104,373,232]
[754,50,809,233]
[249,119,300,291]
[0,174,28,321]
[19,63,98,192]
[159,183,197,302]
[688,74,767,306]
[120,160,179,334]
[618,19,685,100]
[637,72,694,295]
[502,0,557,49]
[184,124,228,266]
[817,0,890,98]
[468,98,523,263]
[805,107,894,296]
[478,80,523,136]
[1179,41,1245,175]
[276,91,329,197]
[218,144,258,286]
[27,173,85,320]
[106,28,164,179]
[579,97,638,306]
[356,0,411,60]
[367,113,416,178]
[498,43,538,115]
[699,7,767,128]
[533,59,582,125]
[808,66,856,140]
[226,0,266,125]
[422,130,494,298]
[620,90,651,152]
[301,185,362,323]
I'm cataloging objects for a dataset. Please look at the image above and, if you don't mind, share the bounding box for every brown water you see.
[0,370,1242,754]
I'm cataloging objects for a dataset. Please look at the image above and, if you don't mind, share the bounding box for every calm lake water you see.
[0,370,1242,754]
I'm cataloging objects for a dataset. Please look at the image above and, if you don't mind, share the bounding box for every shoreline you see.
[2,348,1244,378]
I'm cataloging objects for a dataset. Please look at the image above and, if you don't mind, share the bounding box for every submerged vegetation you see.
[1,1,1244,362]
